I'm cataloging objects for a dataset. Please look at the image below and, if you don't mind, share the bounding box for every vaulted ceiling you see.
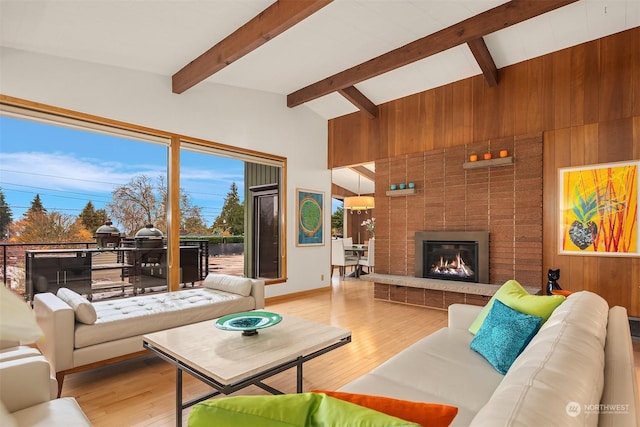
[2,0,638,121]
[1,0,638,195]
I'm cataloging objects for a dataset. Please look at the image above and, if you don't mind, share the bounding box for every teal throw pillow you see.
[188,393,420,427]
[470,299,542,375]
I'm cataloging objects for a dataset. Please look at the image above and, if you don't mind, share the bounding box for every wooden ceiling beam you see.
[287,0,577,107]
[467,37,498,87]
[338,86,378,118]
[350,165,375,181]
[172,0,333,94]
[332,183,355,198]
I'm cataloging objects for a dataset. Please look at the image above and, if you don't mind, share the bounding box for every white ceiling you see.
[332,163,375,195]
[1,0,638,195]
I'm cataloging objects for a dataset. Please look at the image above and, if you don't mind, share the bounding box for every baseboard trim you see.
[265,286,329,304]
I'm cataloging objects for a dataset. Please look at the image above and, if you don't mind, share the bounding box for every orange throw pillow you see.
[551,290,573,297]
[311,390,458,427]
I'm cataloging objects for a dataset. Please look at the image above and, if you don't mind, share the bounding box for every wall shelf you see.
[463,156,514,169]
[386,188,417,196]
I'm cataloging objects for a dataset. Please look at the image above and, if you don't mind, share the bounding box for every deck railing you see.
[0,240,209,298]
[1,242,94,295]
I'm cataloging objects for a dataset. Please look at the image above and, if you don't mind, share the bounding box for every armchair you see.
[0,356,92,426]
[0,285,91,425]
[0,341,57,399]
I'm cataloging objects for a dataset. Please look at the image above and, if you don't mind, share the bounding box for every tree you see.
[179,200,207,234]
[156,176,207,235]
[107,175,160,236]
[10,196,91,243]
[26,194,46,218]
[107,174,205,237]
[211,182,244,236]
[14,194,50,241]
[79,201,108,234]
[331,206,344,237]
[12,211,90,243]
[183,214,209,235]
[0,187,13,239]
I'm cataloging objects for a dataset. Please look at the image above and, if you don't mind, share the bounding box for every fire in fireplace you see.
[424,241,478,282]
[415,231,489,284]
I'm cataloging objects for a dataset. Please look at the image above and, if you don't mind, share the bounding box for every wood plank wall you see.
[328,27,640,316]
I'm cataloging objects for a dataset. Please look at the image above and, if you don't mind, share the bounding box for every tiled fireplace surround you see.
[373,133,543,308]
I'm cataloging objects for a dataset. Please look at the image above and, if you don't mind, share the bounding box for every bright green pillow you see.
[188,393,420,427]
[468,279,565,335]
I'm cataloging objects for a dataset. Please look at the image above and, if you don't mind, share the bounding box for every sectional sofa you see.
[339,290,639,426]
[33,273,265,396]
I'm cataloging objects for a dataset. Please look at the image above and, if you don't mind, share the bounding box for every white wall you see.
[0,47,333,298]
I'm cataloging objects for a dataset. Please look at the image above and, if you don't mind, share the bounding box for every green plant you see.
[568,185,598,250]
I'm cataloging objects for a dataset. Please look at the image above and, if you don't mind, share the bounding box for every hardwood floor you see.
[63,276,640,426]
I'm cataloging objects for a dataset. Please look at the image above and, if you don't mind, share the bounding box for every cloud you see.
[0,150,243,223]
[0,151,163,193]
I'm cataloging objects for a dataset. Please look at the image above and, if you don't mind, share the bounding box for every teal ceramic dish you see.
[215,311,282,336]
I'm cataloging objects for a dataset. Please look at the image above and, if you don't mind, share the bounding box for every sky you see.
[0,115,245,231]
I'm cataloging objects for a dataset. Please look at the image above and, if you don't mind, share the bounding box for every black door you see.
[251,185,279,279]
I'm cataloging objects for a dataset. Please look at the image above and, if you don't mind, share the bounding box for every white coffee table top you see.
[143,312,351,385]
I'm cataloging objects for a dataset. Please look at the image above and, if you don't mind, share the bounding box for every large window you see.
[0,99,286,290]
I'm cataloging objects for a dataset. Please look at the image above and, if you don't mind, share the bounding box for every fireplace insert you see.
[423,240,479,283]
[415,231,489,283]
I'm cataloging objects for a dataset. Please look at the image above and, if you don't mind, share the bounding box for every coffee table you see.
[143,313,352,427]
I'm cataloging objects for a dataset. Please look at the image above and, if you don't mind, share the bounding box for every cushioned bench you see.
[33,273,265,396]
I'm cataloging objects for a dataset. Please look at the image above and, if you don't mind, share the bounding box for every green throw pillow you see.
[468,279,565,335]
[470,299,542,374]
[188,393,420,427]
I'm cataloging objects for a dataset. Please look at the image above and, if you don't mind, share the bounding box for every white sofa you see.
[0,347,92,426]
[33,273,265,396]
[0,343,57,399]
[340,291,639,426]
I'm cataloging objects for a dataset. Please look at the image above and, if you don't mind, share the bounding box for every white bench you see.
[33,274,265,396]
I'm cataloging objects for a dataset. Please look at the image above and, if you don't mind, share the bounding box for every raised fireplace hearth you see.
[415,231,489,284]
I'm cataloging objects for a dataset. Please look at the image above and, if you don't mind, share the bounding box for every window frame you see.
[0,95,287,286]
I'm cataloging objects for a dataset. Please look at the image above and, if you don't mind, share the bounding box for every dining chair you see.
[341,237,358,261]
[358,238,375,273]
[331,239,358,277]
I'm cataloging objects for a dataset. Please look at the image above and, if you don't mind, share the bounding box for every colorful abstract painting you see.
[559,161,639,256]
[296,188,324,246]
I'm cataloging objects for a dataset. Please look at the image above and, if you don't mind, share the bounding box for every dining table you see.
[344,244,367,278]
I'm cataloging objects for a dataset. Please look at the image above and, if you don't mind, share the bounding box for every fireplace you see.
[424,240,478,282]
[415,231,489,284]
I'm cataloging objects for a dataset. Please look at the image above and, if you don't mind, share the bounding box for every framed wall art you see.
[559,161,639,256]
[296,188,324,246]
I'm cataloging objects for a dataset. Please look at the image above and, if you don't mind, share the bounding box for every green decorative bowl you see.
[215,311,282,336]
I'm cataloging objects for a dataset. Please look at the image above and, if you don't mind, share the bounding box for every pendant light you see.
[343,175,374,214]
